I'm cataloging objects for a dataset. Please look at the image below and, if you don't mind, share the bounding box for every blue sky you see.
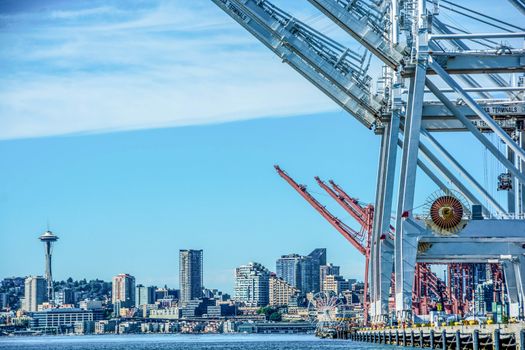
[0,0,521,293]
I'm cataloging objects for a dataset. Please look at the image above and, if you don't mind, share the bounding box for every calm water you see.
[0,334,396,350]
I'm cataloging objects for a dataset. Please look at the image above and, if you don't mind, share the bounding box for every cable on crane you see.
[440,24,501,48]
[438,0,525,31]
[428,0,525,33]
[435,12,499,51]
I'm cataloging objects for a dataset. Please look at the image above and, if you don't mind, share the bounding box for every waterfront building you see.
[234,262,270,307]
[112,273,136,308]
[94,320,117,334]
[74,320,95,334]
[223,320,238,333]
[319,264,340,291]
[179,249,203,305]
[206,303,236,318]
[141,322,160,333]
[23,276,47,312]
[29,308,104,331]
[323,275,352,295]
[181,297,216,318]
[276,252,318,295]
[118,321,141,334]
[269,274,299,306]
[149,306,182,320]
[237,321,315,334]
[136,285,156,307]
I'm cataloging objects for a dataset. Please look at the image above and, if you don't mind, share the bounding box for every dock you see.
[350,323,525,350]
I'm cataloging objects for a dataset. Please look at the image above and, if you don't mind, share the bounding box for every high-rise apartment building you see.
[136,285,156,307]
[23,276,47,312]
[276,254,301,289]
[269,274,299,306]
[179,249,203,305]
[276,248,325,295]
[112,274,136,308]
[308,248,326,293]
[234,262,270,307]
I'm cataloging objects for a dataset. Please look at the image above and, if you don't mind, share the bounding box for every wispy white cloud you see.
[50,6,116,20]
[0,0,339,140]
[2,0,519,140]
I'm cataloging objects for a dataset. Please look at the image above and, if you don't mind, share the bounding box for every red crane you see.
[274,165,370,322]
[275,165,458,322]
[315,177,372,240]
[275,165,365,255]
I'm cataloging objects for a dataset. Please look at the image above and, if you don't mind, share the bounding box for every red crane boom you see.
[275,165,366,255]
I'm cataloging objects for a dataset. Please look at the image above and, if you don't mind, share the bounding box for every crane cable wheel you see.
[424,189,470,235]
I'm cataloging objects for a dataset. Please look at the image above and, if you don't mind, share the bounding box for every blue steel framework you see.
[212,0,525,323]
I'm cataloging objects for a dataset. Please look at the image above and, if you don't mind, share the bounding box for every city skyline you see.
[1,226,362,296]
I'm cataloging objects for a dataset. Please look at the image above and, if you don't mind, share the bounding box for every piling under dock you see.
[350,323,525,350]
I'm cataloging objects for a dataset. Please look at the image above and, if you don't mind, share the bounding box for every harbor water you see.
[0,334,392,350]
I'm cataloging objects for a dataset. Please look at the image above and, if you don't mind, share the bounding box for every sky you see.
[0,0,522,293]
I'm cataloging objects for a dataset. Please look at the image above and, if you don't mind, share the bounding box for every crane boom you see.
[315,177,369,233]
[306,0,406,69]
[275,165,366,255]
[216,0,380,127]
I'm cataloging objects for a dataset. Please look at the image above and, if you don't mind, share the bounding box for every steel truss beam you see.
[420,129,507,215]
[431,17,519,100]
[231,0,382,114]
[425,80,525,185]
[430,58,525,162]
[402,218,525,318]
[306,0,406,69]
[211,0,378,128]
[403,53,525,75]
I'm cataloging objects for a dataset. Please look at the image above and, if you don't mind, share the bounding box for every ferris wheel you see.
[307,291,349,329]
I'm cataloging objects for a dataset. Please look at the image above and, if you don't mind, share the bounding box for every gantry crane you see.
[215,0,525,323]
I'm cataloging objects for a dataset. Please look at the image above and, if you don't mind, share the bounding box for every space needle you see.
[39,230,59,301]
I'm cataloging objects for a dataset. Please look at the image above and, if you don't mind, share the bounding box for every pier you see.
[350,324,525,350]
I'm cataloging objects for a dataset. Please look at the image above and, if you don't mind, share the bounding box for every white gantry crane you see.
[213,0,525,324]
